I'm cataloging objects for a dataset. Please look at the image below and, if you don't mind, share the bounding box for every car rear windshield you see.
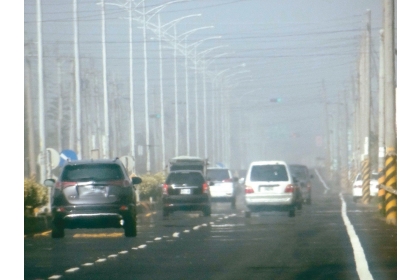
[61,164,124,181]
[250,165,289,181]
[289,166,308,180]
[207,169,230,181]
[166,172,204,186]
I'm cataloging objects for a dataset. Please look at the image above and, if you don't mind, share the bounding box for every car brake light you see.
[245,185,254,194]
[162,184,168,195]
[202,182,209,193]
[56,181,77,189]
[285,184,294,193]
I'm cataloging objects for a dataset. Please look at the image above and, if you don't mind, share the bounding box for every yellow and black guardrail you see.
[383,149,397,225]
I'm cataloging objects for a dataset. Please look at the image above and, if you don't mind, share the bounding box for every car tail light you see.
[162,184,168,195]
[56,181,77,189]
[245,185,254,194]
[285,184,294,193]
[119,205,128,211]
[202,182,209,193]
[222,178,232,182]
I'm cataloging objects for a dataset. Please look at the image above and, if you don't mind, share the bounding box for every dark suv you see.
[44,158,142,238]
[162,170,212,217]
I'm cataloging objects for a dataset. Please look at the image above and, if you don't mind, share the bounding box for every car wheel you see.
[124,216,137,237]
[288,207,296,217]
[163,208,170,217]
[230,197,236,209]
[51,220,65,238]
[203,206,211,217]
[245,210,251,218]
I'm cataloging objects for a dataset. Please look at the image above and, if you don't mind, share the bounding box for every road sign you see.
[59,149,78,167]
[47,148,60,169]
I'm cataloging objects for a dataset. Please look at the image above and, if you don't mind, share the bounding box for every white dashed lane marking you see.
[65,267,79,273]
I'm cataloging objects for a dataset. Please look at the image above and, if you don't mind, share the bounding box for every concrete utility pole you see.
[36,0,46,183]
[360,10,371,205]
[322,81,331,180]
[383,0,397,225]
[73,0,82,159]
[377,29,386,215]
[100,0,110,159]
[25,54,36,178]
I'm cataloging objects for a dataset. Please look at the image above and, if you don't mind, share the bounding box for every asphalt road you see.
[24,170,397,280]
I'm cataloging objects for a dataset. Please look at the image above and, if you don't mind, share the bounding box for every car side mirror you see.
[132,177,142,184]
[44,179,56,188]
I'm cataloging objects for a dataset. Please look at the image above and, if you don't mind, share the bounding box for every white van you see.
[244,160,303,217]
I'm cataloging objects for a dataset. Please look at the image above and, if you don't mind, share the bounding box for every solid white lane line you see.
[65,267,79,273]
[339,193,374,280]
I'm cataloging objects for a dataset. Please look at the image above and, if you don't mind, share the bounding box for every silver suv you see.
[44,158,142,238]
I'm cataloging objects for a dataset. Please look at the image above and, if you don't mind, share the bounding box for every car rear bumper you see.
[52,204,135,229]
[245,194,294,206]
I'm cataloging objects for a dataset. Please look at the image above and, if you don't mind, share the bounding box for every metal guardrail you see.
[378,184,397,195]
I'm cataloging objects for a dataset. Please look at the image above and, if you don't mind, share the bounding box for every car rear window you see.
[289,165,308,180]
[250,165,289,181]
[61,164,124,181]
[207,169,230,181]
[166,172,204,186]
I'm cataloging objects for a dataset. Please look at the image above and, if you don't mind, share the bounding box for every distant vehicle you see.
[244,161,303,217]
[206,167,239,207]
[289,164,313,204]
[162,170,212,217]
[168,156,208,177]
[43,158,142,238]
[352,172,379,202]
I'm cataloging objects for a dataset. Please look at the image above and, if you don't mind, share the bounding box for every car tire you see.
[230,197,236,209]
[51,220,65,238]
[163,208,170,217]
[203,206,211,217]
[245,210,251,218]
[288,207,296,217]
[124,216,137,237]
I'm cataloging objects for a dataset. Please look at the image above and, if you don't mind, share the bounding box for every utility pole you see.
[73,0,82,159]
[360,10,371,205]
[383,0,397,225]
[36,0,46,183]
[322,80,331,180]
[25,52,36,178]
[377,29,386,215]
[100,0,110,159]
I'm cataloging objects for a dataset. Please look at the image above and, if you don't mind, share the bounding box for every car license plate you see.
[180,189,191,195]
[262,187,273,191]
